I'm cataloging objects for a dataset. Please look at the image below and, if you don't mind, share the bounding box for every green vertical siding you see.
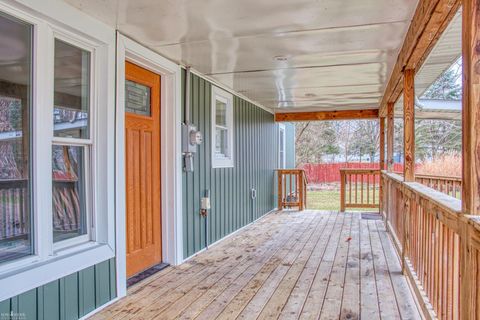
[182,71,278,258]
[0,258,116,320]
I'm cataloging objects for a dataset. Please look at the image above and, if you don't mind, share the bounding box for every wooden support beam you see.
[462,0,480,215]
[403,69,415,182]
[379,117,385,170]
[379,0,460,116]
[274,109,379,122]
[386,102,394,172]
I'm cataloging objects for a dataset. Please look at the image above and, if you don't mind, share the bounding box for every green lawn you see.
[307,190,379,212]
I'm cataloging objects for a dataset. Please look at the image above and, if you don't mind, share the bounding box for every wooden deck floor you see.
[91,211,421,320]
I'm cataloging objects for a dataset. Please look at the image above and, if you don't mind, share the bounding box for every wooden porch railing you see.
[382,171,480,319]
[415,173,462,199]
[277,169,307,211]
[340,168,380,211]
[393,172,462,199]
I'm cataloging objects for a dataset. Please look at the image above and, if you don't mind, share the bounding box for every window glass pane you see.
[0,13,32,263]
[54,39,90,139]
[216,100,227,127]
[52,145,87,243]
[215,127,228,157]
[125,80,151,116]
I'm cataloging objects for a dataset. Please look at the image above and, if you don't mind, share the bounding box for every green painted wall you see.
[182,71,278,258]
[0,258,116,320]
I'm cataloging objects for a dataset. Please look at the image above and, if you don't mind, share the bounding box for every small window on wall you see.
[279,124,286,168]
[0,12,33,263]
[212,86,234,168]
[52,39,91,245]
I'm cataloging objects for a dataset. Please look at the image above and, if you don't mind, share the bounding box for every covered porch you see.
[90,210,420,320]
[1,0,479,318]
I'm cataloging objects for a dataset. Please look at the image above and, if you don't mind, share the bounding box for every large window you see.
[211,86,234,168]
[0,3,112,269]
[0,12,32,263]
[0,1,115,302]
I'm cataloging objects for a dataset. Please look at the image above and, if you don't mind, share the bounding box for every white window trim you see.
[115,33,183,299]
[211,86,234,168]
[0,0,116,302]
[279,123,286,169]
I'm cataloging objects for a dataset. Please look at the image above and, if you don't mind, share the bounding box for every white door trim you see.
[115,33,183,298]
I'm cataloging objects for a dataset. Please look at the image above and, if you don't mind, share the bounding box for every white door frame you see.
[115,33,183,298]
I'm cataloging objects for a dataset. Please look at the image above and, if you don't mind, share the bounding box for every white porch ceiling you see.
[63,0,419,113]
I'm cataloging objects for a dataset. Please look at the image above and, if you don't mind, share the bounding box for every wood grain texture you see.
[91,211,421,320]
[379,117,385,170]
[461,0,480,215]
[379,0,460,116]
[379,117,385,213]
[274,109,379,122]
[125,61,162,277]
[403,69,415,182]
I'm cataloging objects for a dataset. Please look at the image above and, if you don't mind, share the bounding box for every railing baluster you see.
[373,171,376,205]
[349,173,352,205]
[361,174,364,205]
[295,173,298,205]
[367,172,370,203]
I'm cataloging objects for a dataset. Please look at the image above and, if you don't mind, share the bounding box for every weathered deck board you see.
[89,211,421,320]
[360,219,381,320]
[369,219,403,319]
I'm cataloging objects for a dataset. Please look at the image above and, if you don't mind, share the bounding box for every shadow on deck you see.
[90,210,421,319]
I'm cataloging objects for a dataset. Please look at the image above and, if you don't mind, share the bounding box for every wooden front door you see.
[125,61,162,278]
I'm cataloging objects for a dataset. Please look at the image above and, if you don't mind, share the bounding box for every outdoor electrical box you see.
[182,123,203,172]
[182,123,202,153]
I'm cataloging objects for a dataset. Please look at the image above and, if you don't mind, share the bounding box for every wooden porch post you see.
[278,171,283,210]
[461,1,479,318]
[386,102,394,172]
[403,69,415,182]
[379,117,385,214]
[462,0,480,215]
[401,68,415,275]
[379,117,385,170]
